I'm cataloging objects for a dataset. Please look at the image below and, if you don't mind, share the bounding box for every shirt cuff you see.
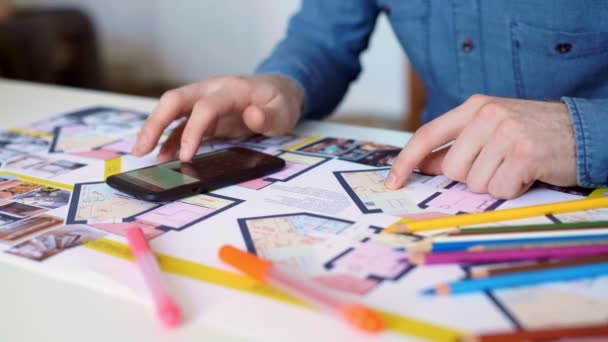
[561,96,608,187]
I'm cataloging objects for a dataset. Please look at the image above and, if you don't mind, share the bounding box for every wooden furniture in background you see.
[403,63,426,132]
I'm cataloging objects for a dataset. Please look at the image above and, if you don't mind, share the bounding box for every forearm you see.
[562,97,608,187]
[256,1,379,120]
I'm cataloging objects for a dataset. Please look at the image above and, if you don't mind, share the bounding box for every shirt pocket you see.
[511,21,608,100]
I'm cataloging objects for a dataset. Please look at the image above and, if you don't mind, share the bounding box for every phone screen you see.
[112,148,281,194]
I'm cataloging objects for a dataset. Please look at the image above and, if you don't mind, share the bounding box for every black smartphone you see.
[106,147,285,202]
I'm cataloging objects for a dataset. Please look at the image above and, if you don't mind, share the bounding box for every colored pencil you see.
[408,233,608,253]
[466,238,608,252]
[461,323,608,342]
[385,196,608,233]
[421,262,608,296]
[409,244,608,265]
[471,254,608,278]
[449,221,608,236]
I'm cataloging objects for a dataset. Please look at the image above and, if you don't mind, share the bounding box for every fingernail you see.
[385,172,400,189]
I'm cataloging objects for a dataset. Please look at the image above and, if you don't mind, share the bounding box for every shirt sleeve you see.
[561,97,608,188]
[255,1,380,120]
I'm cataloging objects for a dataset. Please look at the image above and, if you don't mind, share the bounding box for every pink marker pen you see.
[126,226,182,329]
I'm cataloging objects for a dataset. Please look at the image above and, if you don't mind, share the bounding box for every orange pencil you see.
[219,245,385,333]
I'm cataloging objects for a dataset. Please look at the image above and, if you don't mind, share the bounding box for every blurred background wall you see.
[5,0,410,128]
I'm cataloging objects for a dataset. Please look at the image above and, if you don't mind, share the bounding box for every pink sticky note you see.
[239,178,273,190]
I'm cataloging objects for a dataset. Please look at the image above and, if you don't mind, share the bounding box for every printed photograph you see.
[0,215,63,242]
[0,181,41,199]
[339,148,372,163]
[0,212,21,226]
[0,148,25,167]
[0,201,48,217]
[12,187,71,209]
[5,156,86,179]
[358,150,399,167]
[6,224,105,261]
[297,137,358,156]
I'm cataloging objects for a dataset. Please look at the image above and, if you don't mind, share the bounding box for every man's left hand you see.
[385,95,577,199]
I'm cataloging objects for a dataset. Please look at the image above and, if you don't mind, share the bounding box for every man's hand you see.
[385,95,577,199]
[132,74,304,162]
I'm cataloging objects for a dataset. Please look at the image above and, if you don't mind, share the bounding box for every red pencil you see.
[409,244,608,265]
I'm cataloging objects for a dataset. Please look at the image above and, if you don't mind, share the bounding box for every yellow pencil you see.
[385,196,608,233]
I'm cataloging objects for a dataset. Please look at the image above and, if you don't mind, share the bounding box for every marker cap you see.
[219,245,272,282]
[341,304,385,333]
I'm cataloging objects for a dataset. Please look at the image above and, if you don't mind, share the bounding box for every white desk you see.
[0,79,411,342]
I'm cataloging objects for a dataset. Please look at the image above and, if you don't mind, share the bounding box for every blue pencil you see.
[420,262,608,296]
[412,233,608,252]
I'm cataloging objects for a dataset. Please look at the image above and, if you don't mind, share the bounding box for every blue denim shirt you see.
[256,0,608,188]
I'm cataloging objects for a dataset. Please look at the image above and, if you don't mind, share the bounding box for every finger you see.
[133,84,206,156]
[157,122,185,162]
[417,147,450,175]
[243,101,295,136]
[213,112,254,138]
[179,92,240,161]
[487,158,535,199]
[441,105,507,182]
[198,116,219,149]
[465,133,516,193]
[386,95,493,189]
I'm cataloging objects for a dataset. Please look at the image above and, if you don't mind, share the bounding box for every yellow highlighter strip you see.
[85,238,463,342]
[9,128,54,140]
[283,136,323,151]
[104,157,122,180]
[0,171,73,190]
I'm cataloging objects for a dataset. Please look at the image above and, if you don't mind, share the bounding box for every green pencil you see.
[449,221,608,236]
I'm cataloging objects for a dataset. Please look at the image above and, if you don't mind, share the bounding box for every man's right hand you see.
[132,74,304,162]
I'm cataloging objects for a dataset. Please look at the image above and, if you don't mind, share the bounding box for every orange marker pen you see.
[219,245,385,333]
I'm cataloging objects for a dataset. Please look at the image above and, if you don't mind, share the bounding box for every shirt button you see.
[461,37,474,53]
[555,42,573,54]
